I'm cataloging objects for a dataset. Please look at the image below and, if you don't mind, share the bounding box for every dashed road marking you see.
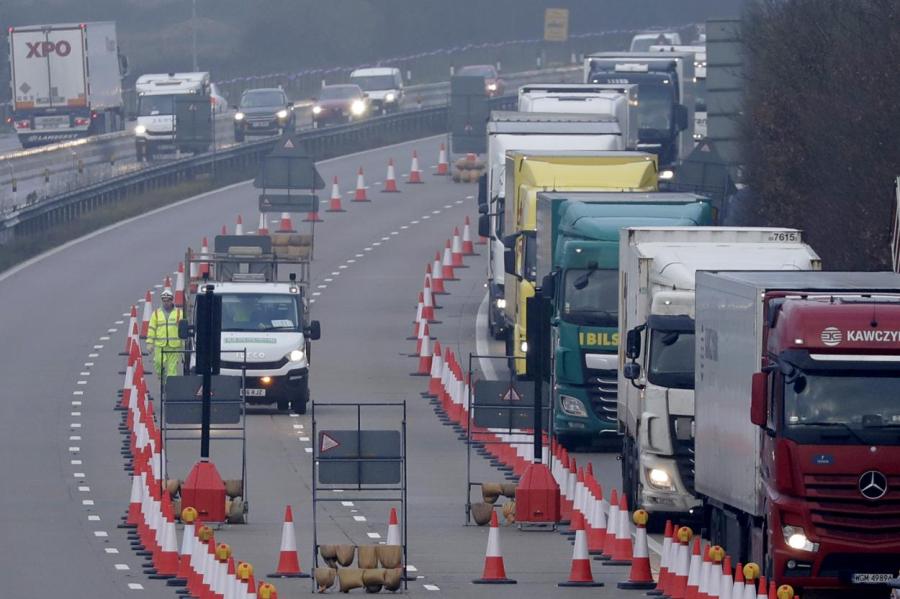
[455,199,464,204]
[353,515,367,522]
[317,284,328,289]
[330,271,340,276]
[312,292,321,297]
[364,247,373,252]
[71,423,82,428]
[293,424,303,429]
[88,353,99,358]
[72,401,82,406]
[79,371,90,376]
[117,318,126,322]
[127,583,144,590]
[465,195,474,200]
[104,547,118,553]
[371,243,380,247]
[406,565,419,572]
[71,459,82,465]
[410,220,419,224]
[432,210,441,214]
[73,391,84,396]
[88,515,101,521]
[341,501,355,507]
[78,486,90,492]
[381,236,390,241]
[423,584,440,591]
[299,437,310,442]
[83,499,94,506]
[367,532,381,539]
[115,564,130,571]
[84,362,94,367]
[339,265,348,269]
[70,447,80,453]
[444,204,452,209]
[93,345,103,349]
[77,380,87,385]
[70,435,81,441]
[99,336,110,341]
[74,472,85,478]
[304,447,313,453]
[72,411,82,417]
[94,531,108,538]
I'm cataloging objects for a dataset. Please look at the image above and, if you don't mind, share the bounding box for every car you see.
[210,83,228,114]
[233,87,295,142]
[457,64,505,97]
[312,84,370,127]
[349,67,404,115]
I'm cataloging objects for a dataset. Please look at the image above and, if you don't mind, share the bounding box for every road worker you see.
[147,288,183,378]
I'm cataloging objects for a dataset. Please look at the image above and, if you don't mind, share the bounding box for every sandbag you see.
[383,568,403,592]
[320,544,338,569]
[362,568,385,593]
[471,501,493,525]
[357,545,378,569]
[226,497,245,524]
[336,544,356,567]
[502,499,516,524]
[482,482,502,504]
[376,544,402,569]
[165,479,181,496]
[223,479,243,499]
[500,483,517,498]
[314,567,336,592]
[337,568,364,593]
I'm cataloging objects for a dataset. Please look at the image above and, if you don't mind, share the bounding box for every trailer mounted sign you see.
[472,380,550,429]
[317,430,402,485]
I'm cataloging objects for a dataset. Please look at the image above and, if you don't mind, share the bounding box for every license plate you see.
[242,388,266,397]
[251,121,269,128]
[36,116,70,129]
[852,573,895,584]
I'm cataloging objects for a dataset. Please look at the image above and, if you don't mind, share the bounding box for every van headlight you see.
[351,100,366,116]
[312,105,322,115]
[385,92,396,103]
[134,124,147,135]
[276,109,289,119]
[559,394,588,418]
[288,349,305,362]
[782,525,819,553]
[234,112,245,121]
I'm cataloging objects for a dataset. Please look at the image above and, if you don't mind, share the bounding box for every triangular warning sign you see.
[501,385,522,401]
[283,138,295,149]
[699,142,710,152]
[320,433,340,453]
[195,386,215,398]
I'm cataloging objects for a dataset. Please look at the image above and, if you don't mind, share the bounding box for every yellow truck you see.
[502,151,659,376]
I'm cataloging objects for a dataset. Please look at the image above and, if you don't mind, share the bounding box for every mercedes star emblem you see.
[859,470,888,500]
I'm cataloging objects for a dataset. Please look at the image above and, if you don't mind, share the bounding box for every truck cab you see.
[649,44,707,141]
[134,72,211,161]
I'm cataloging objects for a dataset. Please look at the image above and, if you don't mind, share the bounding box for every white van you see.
[134,72,210,160]
[349,67,403,114]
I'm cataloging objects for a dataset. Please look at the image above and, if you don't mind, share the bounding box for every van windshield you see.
[351,75,396,91]
[139,95,176,116]
[220,294,300,332]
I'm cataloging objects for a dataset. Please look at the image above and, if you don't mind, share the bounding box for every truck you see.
[617,227,821,517]
[650,44,707,141]
[478,112,626,340]
[584,52,695,169]
[500,150,662,379]
[8,22,126,148]
[184,233,320,414]
[516,83,639,150]
[134,72,212,161]
[630,31,682,52]
[527,194,714,449]
[694,271,900,593]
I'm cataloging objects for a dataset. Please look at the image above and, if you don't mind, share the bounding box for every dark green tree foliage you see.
[742,0,900,269]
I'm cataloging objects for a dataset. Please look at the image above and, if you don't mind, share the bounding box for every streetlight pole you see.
[191,0,199,72]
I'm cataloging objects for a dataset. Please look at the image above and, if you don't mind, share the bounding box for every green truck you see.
[531,192,714,448]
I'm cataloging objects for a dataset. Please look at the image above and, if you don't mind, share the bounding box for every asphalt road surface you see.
[0,134,668,598]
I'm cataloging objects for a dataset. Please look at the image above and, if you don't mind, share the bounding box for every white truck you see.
[517,83,639,151]
[630,31,682,52]
[8,21,126,147]
[134,72,211,161]
[650,44,707,141]
[477,111,625,340]
[617,227,821,516]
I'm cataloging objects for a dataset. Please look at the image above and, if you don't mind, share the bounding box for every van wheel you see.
[291,381,309,415]
[276,398,290,412]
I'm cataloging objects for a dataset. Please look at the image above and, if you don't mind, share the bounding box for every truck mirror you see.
[177,319,191,340]
[750,372,768,427]
[503,246,517,277]
[478,203,488,215]
[477,173,487,208]
[623,362,641,381]
[502,233,518,249]
[541,273,556,299]
[674,104,689,131]
[306,320,321,341]
[478,214,490,238]
[626,327,642,360]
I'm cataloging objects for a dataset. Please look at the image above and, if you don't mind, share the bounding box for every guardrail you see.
[0,95,518,245]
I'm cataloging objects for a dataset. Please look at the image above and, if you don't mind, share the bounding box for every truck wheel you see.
[276,398,290,412]
[234,130,245,143]
[135,144,145,162]
[621,434,639,508]
[291,382,309,415]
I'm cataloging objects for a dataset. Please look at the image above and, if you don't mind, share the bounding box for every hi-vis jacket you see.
[147,307,184,348]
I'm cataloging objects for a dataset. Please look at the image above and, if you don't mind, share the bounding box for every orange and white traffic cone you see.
[421,279,437,322]
[235,214,244,235]
[451,227,465,267]
[754,574,768,599]
[600,488,619,560]
[414,323,431,356]
[386,507,401,546]
[126,467,143,526]
[472,511,516,584]
[199,236,210,278]
[257,212,269,235]
[685,537,703,599]
[435,143,449,175]
[731,561,746,599]
[670,526,693,599]
[652,520,674,596]
[140,290,152,338]
[123,304,138,354]
[174,262,186,308]
[618,509,656,589]
[407,150,423,184]
[412,334,433,376]
[559,512,604,587]
[698,542,712,599]
[742,564,761,599]
[431,253,447,294]
[221,224,228,235]
[268,506,309,578]
[326,176,346,212]
[427,341,443,396]
[706,545,724,599]
[278,213,295,233]
[170,507,197,586]
[441,243,457,280]
[462,216,476,254]
[353,167,369,202]
[152,492,180,578]
[608,492,633,565]
[720,556,734,599]
[586,477,607,555]
[383,159,400,192]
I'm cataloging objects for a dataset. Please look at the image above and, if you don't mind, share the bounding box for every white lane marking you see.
[390,231,399,235]
[341,501,355,507]
[71,423,82,428]
[423,584,440,591]
[69,435,81,441]
[94,531,108,538]
[83,499,95,506]
[304,447,313,453]
[99,336,110,341]
[77,380,87,385]
[367,532,382,539]
[475,291,499,381]
[422,215,430,220]
[324,278,334,283]
[444,204,452,209]
[330,271,340,276]
[79,371,90,376]
[371,243,380,247]
[72,401,82,406]
[299,437,310,442]
[364,247,373,252]
[455,200,464,204]
[355,253,364,258]
[289,413,299,418]
[127,583,144,590]
[116,319,125,323]
[153,284,162,289]
[400,226,408,230]
[115,564,130,571]
[93,345,103,349]
[84,362,94,367]
[465,195,474,199]
[108,328,117,333]
[104,547,118,553]
[353,515,367,522]
[381,236,390,241]
[88,353,99,358]
[339,265,348,269]
[73,391,83,395]
[69,447,79,452]
[317,284,328,289]
[293,424,303,429]
[332,489,344,493]
[410,220,419,224]
[71,459,82,465]
[78,486,90,492]
[88,515,101,521]
[406,565,418,572]
[312,292,321,297]
[71,411,81,417]
[432,210,440,214]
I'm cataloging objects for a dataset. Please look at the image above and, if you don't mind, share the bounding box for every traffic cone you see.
[123,304,138,354]
[303,200,323,222]
[326,176,346,212]
[407,150,423,184]
[450,227,465,266]
[441,243,457,280]
[431,254,447,293]
[698,543,712,599]
[671,527,693,599]
[140,290,152,338]
[170,507,196,586]
[586,478,607,555]
[386,508,401,546]
[414,323,431,355]
[472,511,515,584]
[720,556,734,599]
[649,520,673,595]
[126,468,143,526]
[559,512,604,587]
[618,509,656,589]
[600,488,619,559]
[278,213,294,233]
[199,236,210,278]
[685,537,703,599]
[742,564,760,599]
[268,506,308,578]
[221,224,228,235]
[422,280,436,322]
[257,212,269,235]
[427,341,443,396]
[382,159,400,192]
[412,334,432,376]
[462,216,476,254]
[607,492,633,565]
[235,215,244,235]
[731,562,746,599]
[753,574,767,599]
[353,167,369,202]
[435,143,449,175]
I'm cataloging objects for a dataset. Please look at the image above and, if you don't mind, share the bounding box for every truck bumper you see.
[220,367,308,405]
[638,454,701,513]
[553,384,619,440]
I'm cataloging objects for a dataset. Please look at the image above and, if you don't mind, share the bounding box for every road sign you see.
[317,430,402,485]
[670,139,734,210]
[175,94,212,148]
[163,375,242,424]
[258,193,319,213]
[450,76,489,155]
[472,380,550,429]
[544,8,569,42]
[254,135,325,191]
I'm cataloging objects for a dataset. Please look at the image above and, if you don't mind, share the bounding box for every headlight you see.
[276,109,289,119]
[351,100,366,116]
[520,340,528,354]
[496,298,506,309]
[487,83,498,92]
[134,124,147,135]
[693,133,703,141]
[234,112,245,121]
[288,349,305,362]
[659,169,675,181]
[559,394,588,418]
[385,92,396,103]
[312,105,322,115]
[782,525,819,552]
[647,468,674,491]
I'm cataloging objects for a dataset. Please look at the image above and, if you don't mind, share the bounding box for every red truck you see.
[694,271,900,594]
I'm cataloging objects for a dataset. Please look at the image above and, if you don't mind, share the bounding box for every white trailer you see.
[8,21,125,147]
[617,227,821,515]
[479,111,623,339]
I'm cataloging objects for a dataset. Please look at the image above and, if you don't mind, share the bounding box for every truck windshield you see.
[241,91,286,108]
[220,294,300,332]
[785,371,900,429]
[351,76,396,91]
[590,72,675,135]
[694,78,707,112]
[648,329,694,389]
[139,95,176,116]
[561,269,617,326]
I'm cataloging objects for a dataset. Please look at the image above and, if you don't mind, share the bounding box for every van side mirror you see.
[750,372,768,427]
[626,327,642,360]
[674,104,689,131]
[306,320,321,341]
[178,319,192,340]
[478,214,490,238]
[623,362,641,381]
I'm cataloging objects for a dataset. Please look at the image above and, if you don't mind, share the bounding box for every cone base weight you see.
[268,572,311,579]
[603,559,632,566]
[558,581,604,587]
[166,580,188,587]
[646,590,664,595]
[618,581,657,590]
[473,578,517,584]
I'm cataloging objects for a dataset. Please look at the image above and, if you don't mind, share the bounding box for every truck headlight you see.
[288,349,305,362]
[496,298,506,309]
[385,92,396,103]
[351,100,366,116]
[659,169,675,181]
[647,467,675,491]
[134,124,147,135]
[312,105,322,115]
[234,112,245,121]
[487,83,498,92]
[276,109,289,119]
[559,395,588,418]
[520,340,528,354]
[782,525,819,553]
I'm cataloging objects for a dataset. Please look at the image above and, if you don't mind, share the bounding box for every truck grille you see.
[803,473,900,543]
[584,367,617,424]
[220,357,288,371]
